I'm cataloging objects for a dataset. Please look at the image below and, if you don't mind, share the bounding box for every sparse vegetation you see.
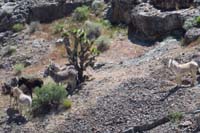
[168,112,183,123]
[53,22,65,34]
[84,20,102,40]
[13,63,25,75]
[62,99,72,109]
[72,6,90,21]
[63,28,98,83]
[95,35,111,52]
[32,82,67,116]
[3,46,16,57]
[196,16,200,26]
[98,19,112,28]
[183,18,196,30]
[28,21,40,34]
[12,23,25,32]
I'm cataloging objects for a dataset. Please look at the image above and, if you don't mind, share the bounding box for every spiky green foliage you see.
[63,28,98,82]
[32,82,67,116]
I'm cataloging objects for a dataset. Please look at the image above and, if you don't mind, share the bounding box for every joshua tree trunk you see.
[63,29,97,83]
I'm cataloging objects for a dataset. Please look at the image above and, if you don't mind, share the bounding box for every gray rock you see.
[30,0,93,22]
[183,27,200,45]
[122,127,134,133]
[109,0,141,24]
[128,3,200,42]
[150,0,194,11]
[0,0,93,32]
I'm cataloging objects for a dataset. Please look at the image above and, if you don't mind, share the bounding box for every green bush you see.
[14,63,24,75]
[12,23,25,32]
[32,82,67,116]
[53,22,65,34]
[196,16,200,26]
[84,20,102,40]
[3,46,16,57]
[98,19,112,28]
[168,112,183,123]
[62,99,72,109]
[95,35,111,52]
[72,6,90,21]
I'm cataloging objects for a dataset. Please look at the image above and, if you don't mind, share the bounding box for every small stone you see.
[179,120,193,128]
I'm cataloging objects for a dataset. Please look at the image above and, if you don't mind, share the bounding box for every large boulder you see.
[128,3,200,42]
[30,0,92,22]
[0,0,93,32]
[0,1,32,32]
[149,0,194,11]
[109,0,142,24]
[183,28,200,45]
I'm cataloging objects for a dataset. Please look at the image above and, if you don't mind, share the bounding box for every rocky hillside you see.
[0,0,200,133]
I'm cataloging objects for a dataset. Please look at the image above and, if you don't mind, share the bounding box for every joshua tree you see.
[62,29,98,83]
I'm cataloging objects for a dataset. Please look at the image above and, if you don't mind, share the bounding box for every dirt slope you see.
[1,27,200,133]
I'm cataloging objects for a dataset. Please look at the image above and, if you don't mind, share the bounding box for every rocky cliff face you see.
[0,1,33,32]
[110,0,200,43]
[128,3,200,42]
[0,0,92,32]
[30,1,92,22]
[109,0,141,24]
[150,0,195,11]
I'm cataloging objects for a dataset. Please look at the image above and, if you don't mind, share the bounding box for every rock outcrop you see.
[0,0,92,32]
[110,0,200,43]
[128,3,200,42]
[0,1,32,32]
[183,28,200,45]
[150,0,195,11]
[30,1,92,22]
[109,0,141,24]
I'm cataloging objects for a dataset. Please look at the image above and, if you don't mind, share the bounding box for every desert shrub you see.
[13,63,24,75]
[62,28,98,83]
[95,35,111,52]
[53,22,65,34]
[32,82,67,116]
[196,16,200,26]
[28,21,40,34]
[91,0,105,15]
[84,20,102,40]
[72,6,90,21]
[12,23,25,32]
[3,46,16,57]
[183,18,197,30]
[62,99,72,109]
[168,112,183,123]
[98,19,112,28]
